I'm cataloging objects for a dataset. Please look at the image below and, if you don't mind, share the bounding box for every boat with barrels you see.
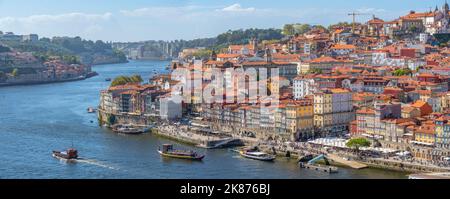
[52,148,79,161]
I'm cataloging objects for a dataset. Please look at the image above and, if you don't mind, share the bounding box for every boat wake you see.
[74,158,120,170]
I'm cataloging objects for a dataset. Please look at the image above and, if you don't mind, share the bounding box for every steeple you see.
[264,48,272,63]
[444,0,449,13]
[249,37,258,54]
[210,50,217,61]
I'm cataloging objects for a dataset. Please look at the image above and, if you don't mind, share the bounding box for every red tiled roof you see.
[310,56,338,63]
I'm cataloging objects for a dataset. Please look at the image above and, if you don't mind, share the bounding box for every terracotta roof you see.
[216,53,241,58]
[402,106,417,113]
[415,124,435,135]
[331,44,356,50]
[412,100,428,108]
[368,17,385,24]
[357,108,375,115]
[310,56,338,63]
[403,11,435,19]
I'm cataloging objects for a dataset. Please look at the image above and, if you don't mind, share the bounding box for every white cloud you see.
[221,4,256,12]
[0,12,112,25]
[0,12,114,40]
[120,6,201,18]
[357,7,386,14]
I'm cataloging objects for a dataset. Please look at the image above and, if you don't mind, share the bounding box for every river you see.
[0,60,407,179]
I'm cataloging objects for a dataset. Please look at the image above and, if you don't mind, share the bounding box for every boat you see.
[409,172,450,179]
[87,107,97,113]
[158,144,205,161]
[239,150,275,161]
[112,124,146,135]
[105,78,112,82]
[52,148,78,160]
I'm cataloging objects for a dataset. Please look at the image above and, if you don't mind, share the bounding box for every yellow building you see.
[285,99,314,139]
[314,88,354,136]
[313,91,332,128]
[414,124,435,145]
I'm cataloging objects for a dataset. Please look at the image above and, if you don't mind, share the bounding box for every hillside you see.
[114,28,284,60]
[1,36,127,66]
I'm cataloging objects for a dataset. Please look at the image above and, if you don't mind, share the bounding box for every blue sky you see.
[0,0,447,42]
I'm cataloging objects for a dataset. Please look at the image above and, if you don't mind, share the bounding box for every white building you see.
[22,34,39,42]
[159,95,182,120]
[293,77,315,100]
[419,33,429,43]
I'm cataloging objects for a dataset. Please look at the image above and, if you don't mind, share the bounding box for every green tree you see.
[393,68,412,76]
[11,68,19,77]
[283,24,295,35]
[130,75,143,83]
[192,49,213,59]
[62,55,80,64]
[312,25,327,32]
[216,28,283,45]
[328,22,352,31]
[110,75,143,87]
[308,68,323,74]
[408,25,418,33]
[283,24,313,36]
[346,138,371,152]
[293,24,311,34]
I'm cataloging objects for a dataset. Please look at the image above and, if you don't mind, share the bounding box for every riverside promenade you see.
[153,124,243,148]
[152,122,449,173]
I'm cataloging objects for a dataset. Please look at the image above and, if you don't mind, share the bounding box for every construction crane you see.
[347,12,370,34]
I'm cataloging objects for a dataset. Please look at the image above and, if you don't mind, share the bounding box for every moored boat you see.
[112,124,146,135]
[52,148,78,160]
[158,144,205,161]
[239,150,275,161]
[87,107,97,113]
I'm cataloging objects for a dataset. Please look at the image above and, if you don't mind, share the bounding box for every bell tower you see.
[210,50,217,61]
[264,48,272,62]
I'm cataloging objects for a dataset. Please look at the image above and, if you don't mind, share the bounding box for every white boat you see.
[87,107,97,113]
[239,151,275,161]
[112,124,146,135]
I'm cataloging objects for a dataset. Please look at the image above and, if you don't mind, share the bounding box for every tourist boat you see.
[239,150,275,161]
[158,144,205,161]
[112,124,146,135]
[52,148,78,160]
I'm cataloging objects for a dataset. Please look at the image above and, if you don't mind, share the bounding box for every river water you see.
[0,60,407,179]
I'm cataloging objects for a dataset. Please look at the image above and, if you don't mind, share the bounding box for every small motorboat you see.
[87,107,97,113]
[239,150,275,161]
[105,78,112,82]
[158,144,205,161]
[53,148,78,160]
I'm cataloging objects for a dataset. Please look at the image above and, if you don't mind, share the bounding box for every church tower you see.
[444,0,449,15]
[249,37,258,54]
[264,48,272,63]
[210,50,217,61]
